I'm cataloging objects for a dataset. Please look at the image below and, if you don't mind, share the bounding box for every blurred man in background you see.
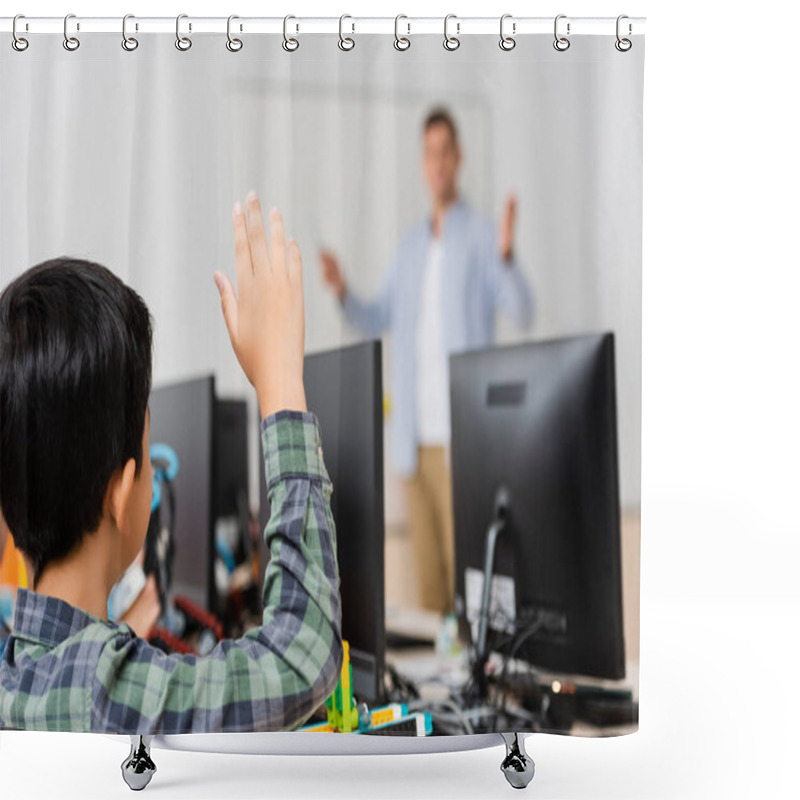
[320,107,533,615]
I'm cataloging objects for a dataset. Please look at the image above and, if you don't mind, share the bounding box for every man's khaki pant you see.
[404,446,455,615]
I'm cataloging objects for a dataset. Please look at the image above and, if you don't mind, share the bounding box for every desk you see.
[386,639,639,738]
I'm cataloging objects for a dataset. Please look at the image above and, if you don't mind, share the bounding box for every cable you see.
[387,609,549,735]
[407,697,475,735]
[384,662,420,702]
[492,612,546,726]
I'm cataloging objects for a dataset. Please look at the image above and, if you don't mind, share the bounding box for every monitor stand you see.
[469,492,536,790]
[470,486,510,702]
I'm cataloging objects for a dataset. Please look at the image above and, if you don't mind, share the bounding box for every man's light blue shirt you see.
[342,196,534,476]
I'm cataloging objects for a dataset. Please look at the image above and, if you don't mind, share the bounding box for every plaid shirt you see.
[0,410,342,734]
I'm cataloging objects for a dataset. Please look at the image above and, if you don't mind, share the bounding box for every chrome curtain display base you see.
[500,733,535,789]
[119,731,534,790]
[121,736,157,791]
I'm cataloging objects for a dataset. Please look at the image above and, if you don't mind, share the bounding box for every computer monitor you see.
[449,333,625,681]
[213,399,249,520]
[149,375,217,614]
[258,341,386,704]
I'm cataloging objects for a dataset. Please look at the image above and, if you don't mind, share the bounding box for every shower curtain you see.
[0,19,644,753]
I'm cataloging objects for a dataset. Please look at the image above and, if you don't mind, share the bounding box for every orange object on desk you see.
[1,532,28,589]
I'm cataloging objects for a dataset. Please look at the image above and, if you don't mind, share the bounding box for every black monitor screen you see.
[258,341,386,704]
[214,399,249,520]
[450,333,625,680]
[149,375,216,613]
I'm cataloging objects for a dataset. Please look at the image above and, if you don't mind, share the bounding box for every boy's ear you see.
[107,457,138,535]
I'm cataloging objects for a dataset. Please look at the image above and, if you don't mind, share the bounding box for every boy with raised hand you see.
[0,193,343,733]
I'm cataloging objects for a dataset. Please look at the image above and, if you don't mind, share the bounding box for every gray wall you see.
[0,33,643,507]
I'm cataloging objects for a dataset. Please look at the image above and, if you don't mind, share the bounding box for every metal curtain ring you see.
[394,14,410,51]
[122,14,138,51]
[499,13,515,51]
[615,14,632,51]
[226,15,243,52]
[175,14,192,51]
[283,15,299,51]
[63,13,80,51]
[553,14,570,51]
[12,14,29,51]
[339,14,355,51]
[443,14,460,51]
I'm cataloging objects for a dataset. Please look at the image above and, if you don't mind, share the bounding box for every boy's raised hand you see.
[214,192,307,419]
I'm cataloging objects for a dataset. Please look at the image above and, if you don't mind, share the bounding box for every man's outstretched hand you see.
[319,248,347,302]
[214,192,307,419]
[499,193,517,264]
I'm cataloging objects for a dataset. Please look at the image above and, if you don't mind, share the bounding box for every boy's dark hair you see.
[423,106,459,146]
[0,258,153,583]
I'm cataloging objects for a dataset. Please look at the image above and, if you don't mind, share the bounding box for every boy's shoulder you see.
[0,588,137,731]
[10,588,123,644]
[1,588,127,670]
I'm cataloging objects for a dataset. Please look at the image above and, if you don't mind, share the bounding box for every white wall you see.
[0,31,643,509]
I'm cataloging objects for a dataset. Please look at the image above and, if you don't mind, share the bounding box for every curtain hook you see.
[499,13,516,51]
[394,14,410,51]
[553,14,570,51]
[175,14,192,51]
[63,13,80,51]
[339,14,355,51]
[615,14,632,52]
[226,15,243,52]
[12,14,29,52]
[122,14,139,51]
[443,14,460,51]
[282,15,299,51]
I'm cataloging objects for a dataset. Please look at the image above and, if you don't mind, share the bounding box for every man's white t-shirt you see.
[415,236,450,446]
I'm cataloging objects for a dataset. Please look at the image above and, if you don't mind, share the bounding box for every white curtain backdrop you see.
[0,33,643,509]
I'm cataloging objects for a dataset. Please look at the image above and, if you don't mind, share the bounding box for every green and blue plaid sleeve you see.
[1,412,342,733]
[88,410,343,733]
